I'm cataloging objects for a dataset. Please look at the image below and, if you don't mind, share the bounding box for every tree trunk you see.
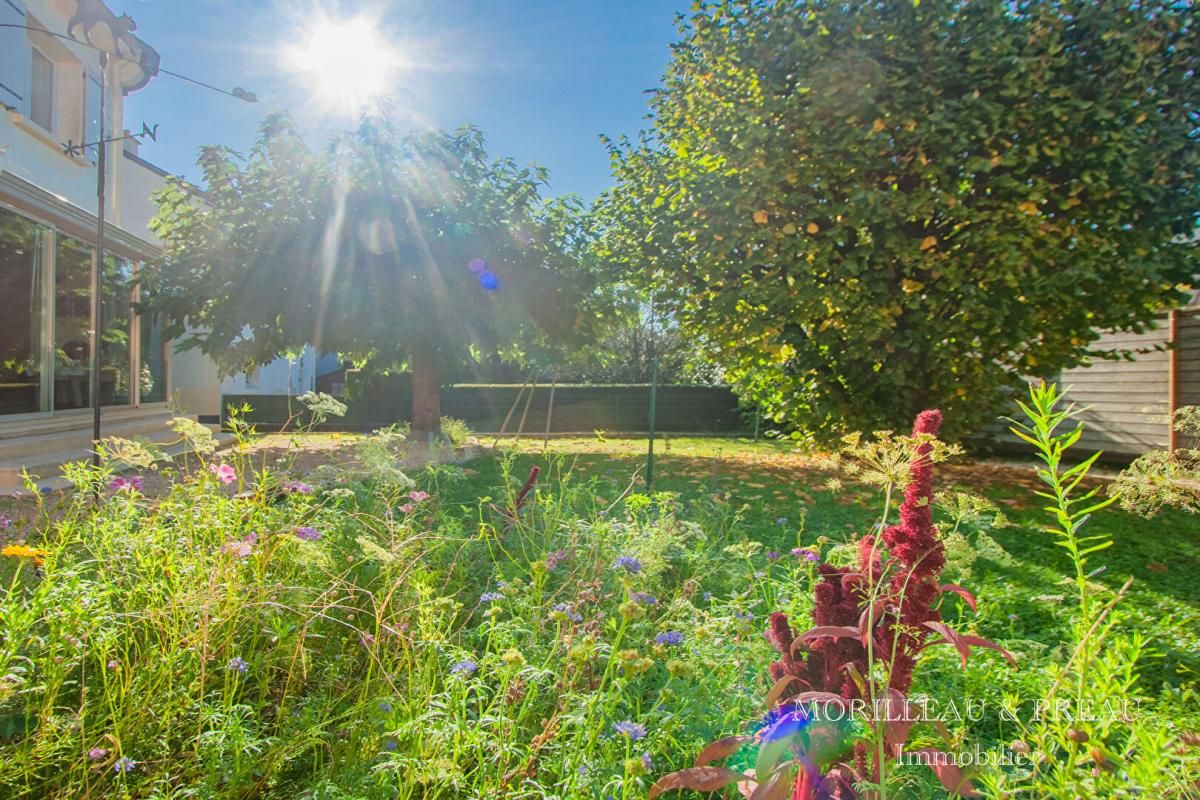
[410,347,441,437]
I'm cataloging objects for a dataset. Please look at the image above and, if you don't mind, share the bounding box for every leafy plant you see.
[977,383,1193,798]
[600,0,1198,441]
[148,116,606,435]
[653,409,1014,799]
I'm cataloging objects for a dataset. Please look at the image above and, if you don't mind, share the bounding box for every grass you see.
[0,432,1196,798]
[463,436,1200,694]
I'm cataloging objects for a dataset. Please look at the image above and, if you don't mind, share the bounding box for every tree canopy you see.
[601,0,1199,440]
[149,114,605,432]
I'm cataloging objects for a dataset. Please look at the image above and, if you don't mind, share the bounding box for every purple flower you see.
[480,592,504,603]
[112,757,136,774]
[613,720,647,741]
[108,476,143,493]
[792,547,820,562]
[282,480,313,494]
[293,526,321,542]
[734,610,755,622]
[450,659,477,676]
[359,633,375,647]
[0,513,10,530]
[398,503,415,513]
[88,747,108,761]
[632,592,657,606]
[654,631,684,647]
[227,656,249,673]
[641,752,653,770]
[766,551,781,561]
[552,603,583,622]
[613,555,643,575]
[209,463,237,484]
[546,549,570,571]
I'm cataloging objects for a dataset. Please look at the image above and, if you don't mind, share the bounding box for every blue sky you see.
[109,0,685,200]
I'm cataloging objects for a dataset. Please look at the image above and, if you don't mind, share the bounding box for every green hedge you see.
[222,376,748,434]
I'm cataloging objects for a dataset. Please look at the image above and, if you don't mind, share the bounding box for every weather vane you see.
[62,121,160,159]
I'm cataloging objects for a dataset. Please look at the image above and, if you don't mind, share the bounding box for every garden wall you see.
[222,379,748,435]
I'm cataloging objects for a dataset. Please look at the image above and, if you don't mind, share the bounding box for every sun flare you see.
[287,15,401,116]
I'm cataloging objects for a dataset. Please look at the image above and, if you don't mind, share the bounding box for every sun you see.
[286,15,401,116]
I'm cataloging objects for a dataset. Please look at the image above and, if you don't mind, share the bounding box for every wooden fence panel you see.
[1057,324,1171,457]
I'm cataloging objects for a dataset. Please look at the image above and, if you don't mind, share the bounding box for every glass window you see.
[138,309,167,404]
[0,208,48,415]
[30,46,54,133]
[101,254,133,406]
[53,234,93,411]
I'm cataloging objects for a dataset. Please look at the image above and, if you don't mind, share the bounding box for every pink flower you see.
[108,476,144,493]
[409,490,429,502]
[209,463,237,484]
[398,503,415,514]
[221,533,257,558]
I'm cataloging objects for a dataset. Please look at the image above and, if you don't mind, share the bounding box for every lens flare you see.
[286,14,401,117]
[468,258,488,273]
[479,271,500,291]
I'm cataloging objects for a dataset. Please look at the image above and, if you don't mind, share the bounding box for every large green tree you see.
[602,0,1198,440]
[149,115,602,434]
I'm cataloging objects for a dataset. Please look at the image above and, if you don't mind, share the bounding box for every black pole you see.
[90,53,107,470]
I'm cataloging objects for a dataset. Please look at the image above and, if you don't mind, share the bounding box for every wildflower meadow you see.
[0,385,1197,799]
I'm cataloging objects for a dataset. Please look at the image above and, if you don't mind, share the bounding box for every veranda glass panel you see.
[0,208,47,415]
[52,234,93,410]
[101,254,134,406]
[139,310,167,403]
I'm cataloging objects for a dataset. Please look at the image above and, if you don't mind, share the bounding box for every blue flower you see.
[227,656,249,673]
[379,700,393,713]
[480,592,504,603]
[642,752,653,770]
[112,757,136,774]
[293,526,321,542]
[552,603,583,622]
[632,592,657,606]
[702,591,713,602]
[613,720,647,741]
[450,659,477,676]
[384,739,398,751]
[654,631,684,647]
[734,610,755,622]
[613,555,643,574]
[775,516,789,526]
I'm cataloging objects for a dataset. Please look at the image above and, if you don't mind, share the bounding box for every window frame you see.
[28,42,55,136]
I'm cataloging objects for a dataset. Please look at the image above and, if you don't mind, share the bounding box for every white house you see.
[0,0,320,489]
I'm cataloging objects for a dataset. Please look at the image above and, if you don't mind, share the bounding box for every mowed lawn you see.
[440,436,1200,725]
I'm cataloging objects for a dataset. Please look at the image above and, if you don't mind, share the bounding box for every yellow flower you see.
[2,544,46,566]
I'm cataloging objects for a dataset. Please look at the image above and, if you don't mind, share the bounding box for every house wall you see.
[0,0,123,221]
[220,349,318,398]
